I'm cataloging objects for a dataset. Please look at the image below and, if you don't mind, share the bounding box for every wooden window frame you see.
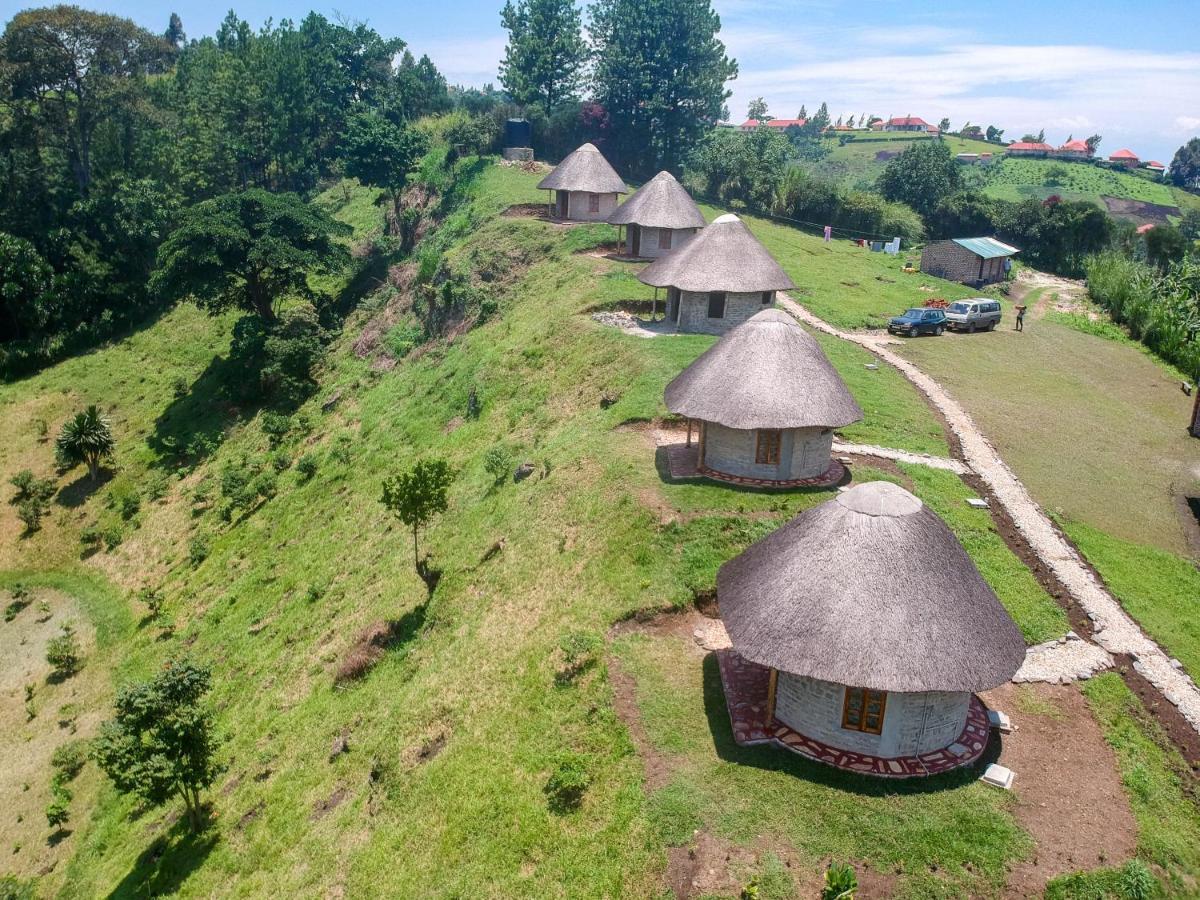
[707,291,727,319]
[841,686,887,735]
[658,228,673,250]
[755,429,781,465]
[588,192,601,213]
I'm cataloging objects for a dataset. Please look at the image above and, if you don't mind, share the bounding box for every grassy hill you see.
[2,157,1199,898]
[810,133,1004,189]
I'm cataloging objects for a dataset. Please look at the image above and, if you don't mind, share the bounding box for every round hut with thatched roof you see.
[637,213,794,334]
[716,481,1026,777]
[665,309,861,487]
[607,171,707,259]
[536,143,628,222]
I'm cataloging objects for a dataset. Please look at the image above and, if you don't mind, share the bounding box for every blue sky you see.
[19,0,1199,163]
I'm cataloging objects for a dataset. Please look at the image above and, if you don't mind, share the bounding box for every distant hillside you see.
[809,133,1002,189]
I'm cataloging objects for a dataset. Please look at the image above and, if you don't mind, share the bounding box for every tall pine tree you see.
[589,0,736,175]
[499,0,585,113]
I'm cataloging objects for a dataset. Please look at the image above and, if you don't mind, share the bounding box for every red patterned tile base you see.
[660,443,844,489]
[717,650,992,778]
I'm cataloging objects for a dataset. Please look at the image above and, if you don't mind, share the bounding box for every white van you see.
[944,299,1002,333]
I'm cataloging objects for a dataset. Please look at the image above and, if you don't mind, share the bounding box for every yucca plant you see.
[56,405,115,481]
[822,862,857,900]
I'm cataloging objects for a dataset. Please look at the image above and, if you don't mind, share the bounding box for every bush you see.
[102,524,123,550]
[50,739,89,781]
[188,534,211,566]
[46,625,80,678]
[330,433,353,465]
[261,412,293,448]
[483,444,513,485]
[270,448,292,473]
[79,524,102,551]
[384,323,425,359]
[822,862,857,900]
[171,375,189,398]
[296,453,319,481]
[107,477,141,520]
[544,752,590,813]
[17,498,43,533]
[45,779,71,829]
[556,631,602,684]
[138,586,165,619]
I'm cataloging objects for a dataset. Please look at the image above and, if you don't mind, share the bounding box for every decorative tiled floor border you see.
[661,443,844,489]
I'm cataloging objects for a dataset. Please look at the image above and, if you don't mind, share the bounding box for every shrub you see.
[46,625,81,678]
[9,469,36,499]
[188,534,211,566]
[1120,860,1156,900]
[544,752,590,813]
[17,499,43,533]
[102,524,123,550]
[330,433,353,465]
[144,471,171,502]
[483,444,513,485]
[45,779,71,829]
[50,739,89,781]
[107,477,141,520]
[138,587,165,619]
[270,448,292,473]
[79,525,102,551]
[296,453,319,481]
[556,631,602,684]
[171,375,189,398]
[261,412,293,448]
[822,862,857,900]
[384,323,425,359]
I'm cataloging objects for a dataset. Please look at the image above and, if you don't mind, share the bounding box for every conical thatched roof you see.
[718,481,1026,693]
[637,213,795,293]
[665,309,862,430]
[536,143,628,194]
[607,171,707,229]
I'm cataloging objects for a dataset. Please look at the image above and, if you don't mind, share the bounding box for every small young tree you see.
[938,117,951,133]
[45,625,81,678]
[797,104,807,120]
[746,97,769,121]
[55,406,115,481]
[341,113,429,239]
[91,659,220,832]
[380,459,453,572]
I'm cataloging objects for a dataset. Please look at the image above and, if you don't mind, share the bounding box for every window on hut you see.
[658,229,673,250]
[841,686,887,734]
[761,291,773,305]
[707,292,726,318]
[755,429,781,465]
[588,193,600,213]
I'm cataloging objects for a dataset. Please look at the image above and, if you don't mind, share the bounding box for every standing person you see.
[1014,303,1027,332]
[823,225,832,242]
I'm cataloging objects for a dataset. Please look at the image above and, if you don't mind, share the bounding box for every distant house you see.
[1136,223,1156,235]
[1057,139,1092,160]
[536,143,628,221]
[739,118,806,132]
[607,171,706,260]
[920,237,1019,288]
[1144,160,1166,174]
[1109,148,1139,168]
[1005,141,1054,157]
[955,153,980,164]
[637,213,795,335]
[883,116,933,133]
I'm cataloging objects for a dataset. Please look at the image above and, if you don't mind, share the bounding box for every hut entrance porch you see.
[716,650,992,777]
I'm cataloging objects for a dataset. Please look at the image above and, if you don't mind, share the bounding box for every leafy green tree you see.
[395,50,452,118]
[928,191,997,239]
[747,97,769,121]
[685,126,791,210]
[165,12,185,47]
[1169,137,1200,190]
[0,233,57,341]
[0,7,169,195]
[56,405,115,481]
[380,459,453,571]
[938,117,951,133]
[797,104,807,120]
[1085,133,1102,154]
[809,102,831,131]
[1144,225,1189,270]
[45,624,80,678]
[876,140,962,218]
[91,659,220,832]
[341,112,429,236]
[45,779,71,828]
[589,0,737,175]
[499,0,586,113]
[985,125,1004,142]
[150,190,349,324]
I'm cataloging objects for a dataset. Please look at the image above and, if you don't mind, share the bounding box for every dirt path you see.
[779,292,1200,736]
[831,441,970,474]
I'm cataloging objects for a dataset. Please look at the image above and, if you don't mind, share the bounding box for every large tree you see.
[150,189,349,324]
[1169,137,1200,190]
[341,112,429,235]
[0,6,169,195]
[499,0,585,113]
[589,0,737,175]
[876,139,962,219]
[747,97,769,121]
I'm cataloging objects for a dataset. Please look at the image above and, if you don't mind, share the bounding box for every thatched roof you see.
[608,171,707,229]
[718,481,1026,693]
[637,214,795,293]
[536,143,628,194]
[665,309,862,430]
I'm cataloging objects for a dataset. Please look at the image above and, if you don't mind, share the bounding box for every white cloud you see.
[1175,116,1200,133]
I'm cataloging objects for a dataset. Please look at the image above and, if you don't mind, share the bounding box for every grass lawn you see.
[0,159,1192,897]
[980,157,1185,215]
[812,134,1001,189]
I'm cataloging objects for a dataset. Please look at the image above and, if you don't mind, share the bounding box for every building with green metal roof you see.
[920,237,1020,287]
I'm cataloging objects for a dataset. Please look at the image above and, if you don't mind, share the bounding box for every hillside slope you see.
[2,159,1198,898]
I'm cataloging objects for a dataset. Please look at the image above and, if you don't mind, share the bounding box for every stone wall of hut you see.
[626,226,698,259]
[676,290,773,335]
[702,423,833,481]
[560,190,619,222]
[774,673,970,758]
[919,242,1007,287]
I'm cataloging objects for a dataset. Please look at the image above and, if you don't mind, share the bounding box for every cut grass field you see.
[1,159,1195,897]
[811,133,1001,189]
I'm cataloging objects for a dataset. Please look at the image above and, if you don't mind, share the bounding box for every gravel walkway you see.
[832,441,971,475]
[779,293,1200,733]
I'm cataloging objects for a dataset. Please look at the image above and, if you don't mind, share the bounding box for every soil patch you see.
[981,683,1136,897]
[1101,196,1179,226]
[608,655,676,792]
[310,786,348,821]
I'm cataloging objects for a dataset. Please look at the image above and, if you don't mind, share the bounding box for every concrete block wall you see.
[676,290,772,335]
[703,424,832,480]
[628,226,698,259]
[561,190,619,222]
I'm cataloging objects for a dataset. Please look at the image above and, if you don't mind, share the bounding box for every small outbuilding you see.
[637,213,795,334]
[664,309,862,487]
[920,237,1019,287]
[717,480,1026,776]
[607,171,707,259]
[536,143,628,221]
[1109,148,1140,168]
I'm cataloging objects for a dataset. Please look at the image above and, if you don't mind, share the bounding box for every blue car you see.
[888,307,946,337]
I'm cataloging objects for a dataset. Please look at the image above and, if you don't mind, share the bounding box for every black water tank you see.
[505,118,531,148]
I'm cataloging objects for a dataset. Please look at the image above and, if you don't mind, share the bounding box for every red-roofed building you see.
[1006,141,1054,157]
[738,118,807,132]
[883,116,933,133]
[1057,139,1092,159]
[1144,160,1166,174]
[1109,148,1139,168]
[1136,223,1156,234]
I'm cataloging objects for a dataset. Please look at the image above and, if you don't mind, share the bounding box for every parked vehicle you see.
[944,299,1002,333]
[887,308,947,336]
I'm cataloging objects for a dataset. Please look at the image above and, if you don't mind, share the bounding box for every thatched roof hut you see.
[638,214,795,334]
[608,171,707,259]
[666,309,861,431]
[714,481,1025,774]
[536,143,627,222]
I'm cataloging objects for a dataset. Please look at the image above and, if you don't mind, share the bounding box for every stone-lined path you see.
[778,292,1200,735]
[832,441,971,475]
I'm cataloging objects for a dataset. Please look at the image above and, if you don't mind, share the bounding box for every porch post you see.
[686,418,692,447]
[651,287,657,321]
[765,668,778,726]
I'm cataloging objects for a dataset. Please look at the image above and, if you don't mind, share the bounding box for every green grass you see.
[1079,674,1200,897]
[812,134,1001,189]
[979,157,1187,218]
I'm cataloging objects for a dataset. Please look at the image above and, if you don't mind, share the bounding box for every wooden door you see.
[630,225,640,257]
[557,192,568,218]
